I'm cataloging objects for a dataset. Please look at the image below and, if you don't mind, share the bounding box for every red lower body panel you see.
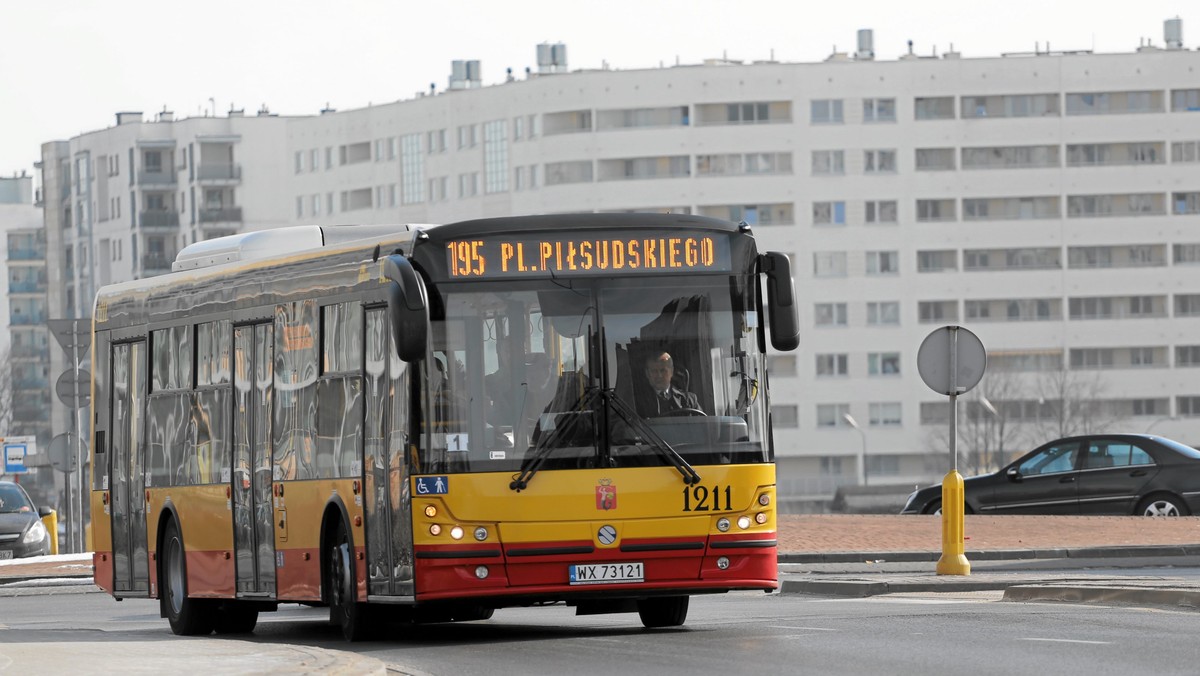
[413,534,777,603]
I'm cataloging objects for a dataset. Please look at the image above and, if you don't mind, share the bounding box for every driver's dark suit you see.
[644,386,700,417]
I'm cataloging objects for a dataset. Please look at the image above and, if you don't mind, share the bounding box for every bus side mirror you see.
[383,254,429,362]
[761,252,799,351]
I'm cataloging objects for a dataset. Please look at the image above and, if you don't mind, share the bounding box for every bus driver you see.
[641,350,700,417]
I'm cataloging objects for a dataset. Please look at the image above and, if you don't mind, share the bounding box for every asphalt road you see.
[5,580,1200,676]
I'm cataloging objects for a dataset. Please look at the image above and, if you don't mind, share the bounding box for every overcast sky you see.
[0,1,1190,179]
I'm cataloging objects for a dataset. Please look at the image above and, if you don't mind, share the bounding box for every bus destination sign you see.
[445,232,731,279]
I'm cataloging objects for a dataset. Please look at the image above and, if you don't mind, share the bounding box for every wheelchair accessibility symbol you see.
[415,476,449,495]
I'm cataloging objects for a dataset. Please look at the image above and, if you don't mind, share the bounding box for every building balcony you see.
[8,280,47,294]
[138,170,177,186]
[10,313,46,325]
[12,404,49,422]
[140,210,180,229]
[142,254,174,275]
[10,345,49,360]
[199,207,242,224]
[196,164,242,182]
[14,377,49,391]
[7,248,45,261]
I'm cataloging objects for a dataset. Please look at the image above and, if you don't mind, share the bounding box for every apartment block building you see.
[0,174,49,458]
[39,29,1200,507]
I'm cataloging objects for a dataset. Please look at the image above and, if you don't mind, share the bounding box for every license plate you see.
[568,562,643,585]
[0,551,12,560]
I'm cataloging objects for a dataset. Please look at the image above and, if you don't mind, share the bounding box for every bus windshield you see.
[419,274,768,476]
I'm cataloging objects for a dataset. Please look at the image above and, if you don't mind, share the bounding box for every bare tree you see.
[1030,367,1118,439]
[924,368,1028,476]
[0,347,13,434]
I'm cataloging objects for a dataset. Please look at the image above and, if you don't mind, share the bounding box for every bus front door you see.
[232,324,277,597]
[110,341,149,595]
[365,308,415,597]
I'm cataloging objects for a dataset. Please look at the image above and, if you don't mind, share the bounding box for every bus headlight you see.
[716,556,731,570]
[424,505,438,518]
[758,493,770,507]
[474,527,489,541]
[716,517,731,532]
[737,516,751,530]
[755,512,768,525]
[450,526,464,540]
[475,566,490,579]
[429,524,442,536]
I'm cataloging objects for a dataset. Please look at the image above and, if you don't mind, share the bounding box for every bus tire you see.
[161,519,215,636]
[328,519,371,641]
[213,602,259,634]
[637,595,689,628]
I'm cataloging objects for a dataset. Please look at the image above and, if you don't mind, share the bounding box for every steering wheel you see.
[664,407,707,418]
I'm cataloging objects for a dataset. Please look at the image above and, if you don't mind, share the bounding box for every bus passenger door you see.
[364,308,415,597]
[110,340,149,595]
[232,324,276,597]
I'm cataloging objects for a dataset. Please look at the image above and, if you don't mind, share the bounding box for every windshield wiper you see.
[509,387,602,492]
[508,387,701,492]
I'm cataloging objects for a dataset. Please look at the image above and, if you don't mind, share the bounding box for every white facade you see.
[40,41,1200,506]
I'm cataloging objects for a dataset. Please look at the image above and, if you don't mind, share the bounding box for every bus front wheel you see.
[637,595,689,628]
[327,519,371,641]
[161,519,215,636]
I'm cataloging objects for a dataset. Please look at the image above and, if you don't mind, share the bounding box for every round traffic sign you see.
[55,369,91,409]
[917,326,986,396]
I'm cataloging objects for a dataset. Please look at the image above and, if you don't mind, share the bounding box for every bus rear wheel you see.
[328,519,371,641]
[161,519,215,636]
[637,596,689,628]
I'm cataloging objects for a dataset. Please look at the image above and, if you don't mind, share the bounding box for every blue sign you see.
[414,476,448,495]
[4,444,27,474]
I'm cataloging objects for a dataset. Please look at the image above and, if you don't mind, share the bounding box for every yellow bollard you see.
[936,470,971,575]
[42,509,59,555]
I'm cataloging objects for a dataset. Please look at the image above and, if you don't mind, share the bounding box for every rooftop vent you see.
[855,29,875,60]
[172,224,421,272]
[449,60,483,90]
[1165,17,1184,50]
[536,43,568,74]
[115,111,143,126]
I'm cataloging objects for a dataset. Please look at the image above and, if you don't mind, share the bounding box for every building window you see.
[812,150,845,176]
[812,201,846,226]
[869,402,902,426]
[811,99,844,124]
[962,145,1060,170]
[813,251,848,278]
[767,355,797,376]
[483,120,509,194]
[1177,346,1200,367]
[816,353,848,377]
[1174,244,1200,264]
[773,405,799,428]
[915,148,956,171]
[867,302,900,326]
[865,200,898,224]
[918,250,957,272]
[862,98,896,123]
[400,133,425,204]
[962,94,1060,118]
[917,199,956,222]
[1180,396,1200,417]
[919,300,958,323]
[915,96,955,120]
[868,352,901,376]
[864,149,897,174]
[866,251,899,275]
[815,303,848,327]
[816,403,851,427]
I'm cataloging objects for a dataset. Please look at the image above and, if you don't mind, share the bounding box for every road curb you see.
[1003,584,1200,610]
[780,577,1018,596]
[777,545,1200,564]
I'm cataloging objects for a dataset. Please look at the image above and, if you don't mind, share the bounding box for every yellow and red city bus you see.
[89,213,799,640]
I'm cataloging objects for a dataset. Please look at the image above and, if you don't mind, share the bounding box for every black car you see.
[901,434,1200,516]
[0,481,53,559]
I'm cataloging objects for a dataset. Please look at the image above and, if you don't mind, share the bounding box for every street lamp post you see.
[843,413,868,486]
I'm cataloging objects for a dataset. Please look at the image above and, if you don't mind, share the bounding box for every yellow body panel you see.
[411,464,776,547]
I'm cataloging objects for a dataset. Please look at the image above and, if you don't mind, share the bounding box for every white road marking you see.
[1019,638,1111,645]
[767,626,837,631]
